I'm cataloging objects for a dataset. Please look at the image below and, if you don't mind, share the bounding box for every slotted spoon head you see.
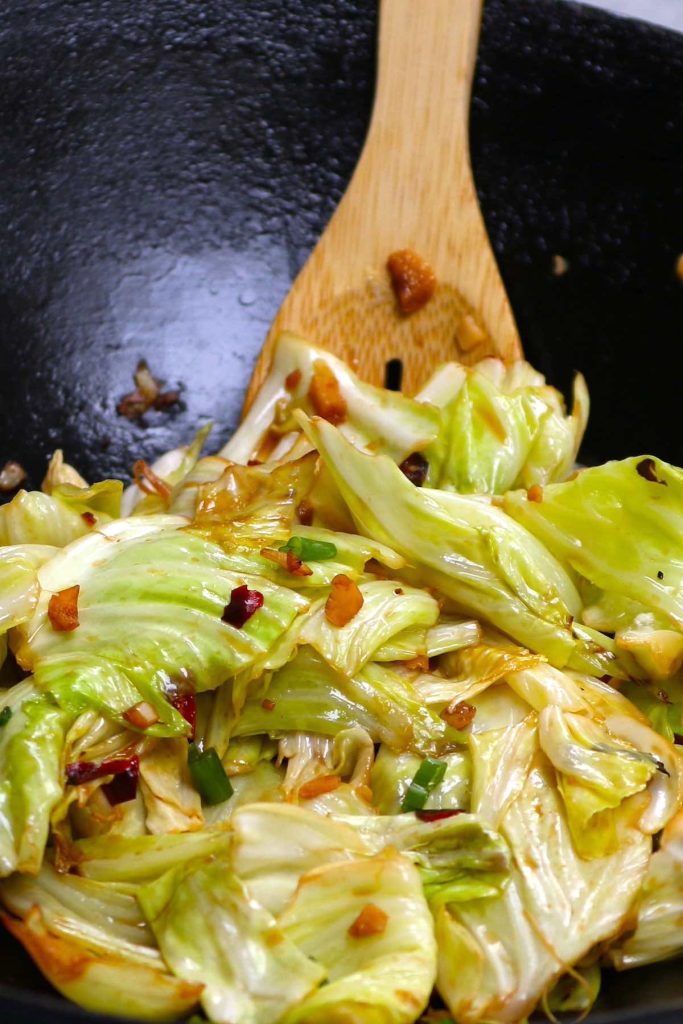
[244,0,521,411]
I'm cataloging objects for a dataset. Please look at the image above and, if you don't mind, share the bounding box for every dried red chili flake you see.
[636,458,667,486]
[65,756,140,806]
[48,586,80,632]
[387,249,436,315]
[65,761,101,785]
[132,460,172,501]
[261,697,276,711]
[415,809,462,822]
[308,360,347,425]
[171,693,197,739]
[123,701,160,730]
[0,460,27,492]
[102,767,139,806]
[441,701,477,730]
[348,903,388,939]
[81,511,97,527]
[325,574,364,627]
[260,547,313,578]
[285,368,302,392]
[399,452,429,487]
[222,585,264,629]
[526,484,543,503]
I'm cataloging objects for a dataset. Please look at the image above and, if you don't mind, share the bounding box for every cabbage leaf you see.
[301,416,586,667]
[0,681,66,876]
[423,361,588,494]
[222,332,441,465]
[139,854,325,1024]
[17,516,306,737]
[278,851,437,1024]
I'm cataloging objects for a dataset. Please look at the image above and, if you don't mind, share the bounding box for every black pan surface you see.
[1,0,682,1021]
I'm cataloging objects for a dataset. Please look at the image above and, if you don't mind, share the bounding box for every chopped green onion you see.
[0,706,12,727]
[412,756,447,789]
[188,745,234,806]
[401,758,447,812]
[279,536,337,561]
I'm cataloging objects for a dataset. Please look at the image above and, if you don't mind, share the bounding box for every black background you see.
[1,0,683,1021]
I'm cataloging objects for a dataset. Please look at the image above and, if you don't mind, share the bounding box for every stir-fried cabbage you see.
[1,334,683,1024]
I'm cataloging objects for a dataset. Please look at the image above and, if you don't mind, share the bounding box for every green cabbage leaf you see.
[421,359,588,494]
[278,851,437,1024]
[301,415,590,668]
[222,332,441,466]
[17,516,306,737]
[0,681,66,876]
[139,854,325,1024]
[0,481,122,547]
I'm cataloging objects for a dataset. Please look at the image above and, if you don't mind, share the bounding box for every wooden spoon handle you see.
[365,0,519,351]
[245,0,520,407]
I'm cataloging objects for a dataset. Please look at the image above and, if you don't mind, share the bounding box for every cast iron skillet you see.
[1,0,682,1021]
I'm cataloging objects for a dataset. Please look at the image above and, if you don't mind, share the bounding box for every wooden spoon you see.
[244,0,521,410]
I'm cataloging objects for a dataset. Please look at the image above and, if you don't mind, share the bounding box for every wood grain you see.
[244,0,521,410]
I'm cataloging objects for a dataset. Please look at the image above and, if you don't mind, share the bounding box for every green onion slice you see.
[401,758,447,812]
[188,745,234,806]
[0,706,12,727]
[279,536,337,561]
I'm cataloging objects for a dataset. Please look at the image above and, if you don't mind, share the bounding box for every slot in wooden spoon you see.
[244,0,521,410]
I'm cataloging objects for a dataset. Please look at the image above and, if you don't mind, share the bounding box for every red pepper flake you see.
[415,809,462,822]
[285,368,302,392]
[261,697,276,711]
[299,774,342,799]
[260,547,313,577]
[171,693,197,739]
[123,701,160,730]
[65,761,101,785]
[247,458,263,466]
[325,574,364,627]
[387,249,436,315]
[526,484,544,503]
[636,458,667,486]
[102,762,140,806]
[81,511,97,527]
[297,500,314,526]
[399,452,429,487]
[132,460,172,501]
[348,903,388,939]
[65,755,140,806]
[0,460,27,492]
[308,360,347,425]
[441,701,477,730]
[48,585,80,632]
[222,585,264,629]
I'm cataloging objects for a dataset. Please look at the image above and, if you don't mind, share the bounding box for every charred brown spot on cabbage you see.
[399,452,429,487]
[636,458,667,486]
